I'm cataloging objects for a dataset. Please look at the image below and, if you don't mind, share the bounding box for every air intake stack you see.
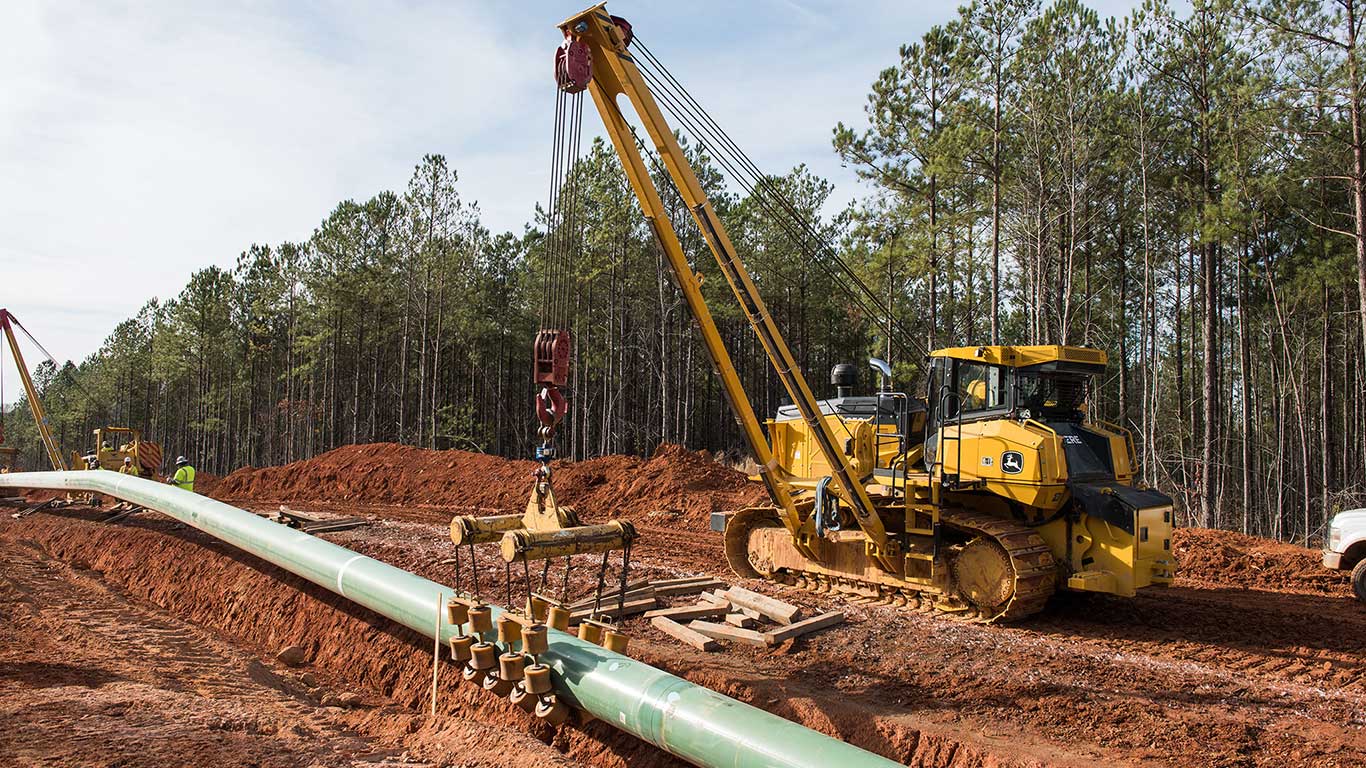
[830,363,858,399]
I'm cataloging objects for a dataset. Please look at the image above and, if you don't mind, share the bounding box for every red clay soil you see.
[0,512,676,768]
[211,442,1345,596]
[0,529,582,768]
[208,443,767,530]
[1172,527,1349,596]
[6,443,1365,768]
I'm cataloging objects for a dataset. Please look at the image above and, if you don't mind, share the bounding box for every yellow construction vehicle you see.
[545,5,1174,622]
[0,446,19,505]
[77,426,163,478]
[1,308,163,481]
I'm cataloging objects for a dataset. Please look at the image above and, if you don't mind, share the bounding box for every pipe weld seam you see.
[336,554,365,598]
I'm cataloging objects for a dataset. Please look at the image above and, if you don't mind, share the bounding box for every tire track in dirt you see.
[0,541,389,768]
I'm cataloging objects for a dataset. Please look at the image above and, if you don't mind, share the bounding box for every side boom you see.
[561,6,895,567]
[0,309,67,471]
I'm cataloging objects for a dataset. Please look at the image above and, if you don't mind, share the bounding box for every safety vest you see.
[173,465,196,492]
[119,464,139,475]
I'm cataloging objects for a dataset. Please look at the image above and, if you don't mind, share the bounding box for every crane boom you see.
[559,5,895,568]
[0,309,68,471]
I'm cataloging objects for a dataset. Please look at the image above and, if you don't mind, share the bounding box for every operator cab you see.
[923,345,1115,480]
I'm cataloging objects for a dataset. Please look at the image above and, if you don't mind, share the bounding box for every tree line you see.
[3,0,1364,544]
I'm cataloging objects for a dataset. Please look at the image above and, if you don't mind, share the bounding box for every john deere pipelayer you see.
[453,5,1175,624]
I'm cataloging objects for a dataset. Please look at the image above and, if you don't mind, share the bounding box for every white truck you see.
[1325,509,1366,602]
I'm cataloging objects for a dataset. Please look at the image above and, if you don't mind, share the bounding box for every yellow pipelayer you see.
[555,7,1174,621]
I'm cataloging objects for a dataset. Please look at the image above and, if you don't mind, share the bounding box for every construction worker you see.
[119,457,139,476]
[168,455,195,493]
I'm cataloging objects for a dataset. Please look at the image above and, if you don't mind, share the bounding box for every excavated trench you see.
[0,509,1015,768]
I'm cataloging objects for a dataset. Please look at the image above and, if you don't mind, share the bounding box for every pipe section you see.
[0,471,902,768]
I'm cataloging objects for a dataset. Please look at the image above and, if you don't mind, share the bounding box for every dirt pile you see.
[1172,527,1348,596]
[210,442,766,530]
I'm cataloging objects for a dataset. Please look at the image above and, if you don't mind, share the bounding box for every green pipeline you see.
[0,471,904,768]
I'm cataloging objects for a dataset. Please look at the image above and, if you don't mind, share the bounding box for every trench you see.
[1,509,1024,768]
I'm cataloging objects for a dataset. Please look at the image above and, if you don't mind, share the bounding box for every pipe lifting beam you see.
[0,471,903,768]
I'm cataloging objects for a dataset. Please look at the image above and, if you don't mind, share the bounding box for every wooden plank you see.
[568,579,651,607]
[569,595,657,623]
[699,590,730,606]
[687,620,770,647]
[650,616,720,651]
[653,579,727,597]
[562,582,652,606]
[724,587,801,625]
[648,575,717,588]
[724,613,759,629]
[737,605,763,621]
[643,603,729,621]
[303,518,371,534]
[762,611,845,644]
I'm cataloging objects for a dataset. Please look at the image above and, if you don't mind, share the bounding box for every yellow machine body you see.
[762,345,1174,607]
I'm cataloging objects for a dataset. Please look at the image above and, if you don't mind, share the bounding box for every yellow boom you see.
[1,309,68,471]
[560,5,896,569]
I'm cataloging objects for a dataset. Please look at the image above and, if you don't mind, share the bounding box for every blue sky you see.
[1,0,1150,398]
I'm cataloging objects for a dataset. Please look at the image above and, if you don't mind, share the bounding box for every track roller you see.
[468,605,493,635]
[446,598,471,626]
[547,605,570,631]
[523,624,549,655]
[577,621,604,645]
[602,628,629,654]
[527,595,550,623]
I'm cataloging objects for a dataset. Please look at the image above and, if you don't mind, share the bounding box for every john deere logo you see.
[1001,451,1024,475]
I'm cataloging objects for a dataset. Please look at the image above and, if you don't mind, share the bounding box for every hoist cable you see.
[622,69,921,364]
[631,39,926,362]
[544,89,585,332]
[633,54,908,347]
[543,89,563,324]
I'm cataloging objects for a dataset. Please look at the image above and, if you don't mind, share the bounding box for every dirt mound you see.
[1172,527,1348,596]
[210,443,767,530]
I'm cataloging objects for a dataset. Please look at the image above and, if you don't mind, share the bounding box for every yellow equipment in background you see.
[2,308,163,485]
[0,446,19,503]
[75,427,163,478]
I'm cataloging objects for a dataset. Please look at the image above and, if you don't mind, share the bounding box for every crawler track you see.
[728,507,1057,623]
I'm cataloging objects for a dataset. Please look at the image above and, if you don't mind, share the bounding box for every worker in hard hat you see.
[119,457,139,476]
[167,455,196,493]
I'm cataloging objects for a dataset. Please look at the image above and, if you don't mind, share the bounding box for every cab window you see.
[955,362,1007,415]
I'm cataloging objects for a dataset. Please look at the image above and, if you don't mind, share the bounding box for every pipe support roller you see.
[500,520,636,562]
[451,513,526,546]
